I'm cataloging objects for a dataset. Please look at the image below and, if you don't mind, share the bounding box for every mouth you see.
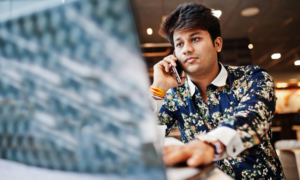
[184,57,198,63]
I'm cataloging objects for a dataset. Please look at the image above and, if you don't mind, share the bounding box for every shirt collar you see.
[187,63,228,96]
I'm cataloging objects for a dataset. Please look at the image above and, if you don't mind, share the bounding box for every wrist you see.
[211,140,225,159]
[196,135,225,160]
[149,86,166,99]
[151,82,170,92]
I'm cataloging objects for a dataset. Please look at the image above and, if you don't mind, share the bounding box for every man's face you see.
[173,29,219,76]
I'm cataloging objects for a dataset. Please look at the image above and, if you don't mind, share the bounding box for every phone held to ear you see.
[171,51,186,84]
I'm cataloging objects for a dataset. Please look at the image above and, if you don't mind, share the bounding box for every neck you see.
[189,62,220,93]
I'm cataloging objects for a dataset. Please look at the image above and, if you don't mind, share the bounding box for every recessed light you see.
[212,10,222,18]
[294,60,300,66]
[276,83,288,88]
[271,53,281,60]
[248,44,253,49]
[241,7,260,17]
[147,28,153,35]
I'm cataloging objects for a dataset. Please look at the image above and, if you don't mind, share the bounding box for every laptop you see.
[0,0,214,179]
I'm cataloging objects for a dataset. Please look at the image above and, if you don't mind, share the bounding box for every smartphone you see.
[171,51,186,84]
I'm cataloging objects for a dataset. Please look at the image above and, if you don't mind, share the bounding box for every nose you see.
[182,42,194,55]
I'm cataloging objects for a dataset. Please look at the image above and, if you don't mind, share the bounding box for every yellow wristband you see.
[150,86,166,98]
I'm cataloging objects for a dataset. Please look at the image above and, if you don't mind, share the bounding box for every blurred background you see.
[1,0,300,149]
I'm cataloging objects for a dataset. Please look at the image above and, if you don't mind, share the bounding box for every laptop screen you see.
[0,0,165,179]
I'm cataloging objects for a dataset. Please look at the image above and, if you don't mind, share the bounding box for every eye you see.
[176,42,183,47]
[192,37,200,42]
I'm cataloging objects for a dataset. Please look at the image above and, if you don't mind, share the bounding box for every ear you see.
[214,37,223,53]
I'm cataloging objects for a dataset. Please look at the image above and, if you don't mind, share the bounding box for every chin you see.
[186,66,203,75]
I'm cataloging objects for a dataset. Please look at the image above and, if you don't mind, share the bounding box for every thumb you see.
[187,153,203,167]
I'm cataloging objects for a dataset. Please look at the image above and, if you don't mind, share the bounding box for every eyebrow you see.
[174,32,201,42]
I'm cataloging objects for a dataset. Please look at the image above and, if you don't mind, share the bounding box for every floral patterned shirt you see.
[158,64,285,179]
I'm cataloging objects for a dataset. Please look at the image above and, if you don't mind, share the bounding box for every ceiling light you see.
[61,0,65,3]
[276,83,288,88]
[248,44,253,49]
[241,7,260,17]
[271,53,281,60]
[147,28,153,35]
[294,60,300,66]
[212,10,222,18]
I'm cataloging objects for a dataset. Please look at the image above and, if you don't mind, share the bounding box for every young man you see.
[149,3,285,179]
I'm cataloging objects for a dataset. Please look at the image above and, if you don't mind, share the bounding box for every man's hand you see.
[151,55,186,92]
[163,140,214,167]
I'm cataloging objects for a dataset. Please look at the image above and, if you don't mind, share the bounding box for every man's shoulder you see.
[224,64,265,73]
[224,64,270,79]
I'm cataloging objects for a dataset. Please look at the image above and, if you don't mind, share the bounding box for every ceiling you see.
[0,0,299,85]
[131,0,300,85]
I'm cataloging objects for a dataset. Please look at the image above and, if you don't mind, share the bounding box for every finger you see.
[170,60,177,67]
[154,61,163,69]
[171,55,177,59]
[161,60,170,73]
[165,55,177,61]
[154,60,169,74]
[163,148,189,165]
[187,152,204,167]
[163,56,177,67]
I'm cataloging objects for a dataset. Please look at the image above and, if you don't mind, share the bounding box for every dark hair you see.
[159,3,221,47]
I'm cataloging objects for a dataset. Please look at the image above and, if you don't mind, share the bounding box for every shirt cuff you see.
[206,126,245,158]
[149,95,164,114]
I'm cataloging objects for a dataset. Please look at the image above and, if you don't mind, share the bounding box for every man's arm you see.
[149,54,187,132]
[204,67,276,157]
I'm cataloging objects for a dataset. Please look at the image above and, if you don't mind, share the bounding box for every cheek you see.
[178,53,185,62]
[201,42,217,58]
[203,41,215,52]
[174,50,182,61]
[196,42,211,54]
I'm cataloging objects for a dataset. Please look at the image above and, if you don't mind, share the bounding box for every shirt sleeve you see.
[149,95,164,115]
[149,90,178,136]
[213,67,276,157]
[204,127,245,159]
